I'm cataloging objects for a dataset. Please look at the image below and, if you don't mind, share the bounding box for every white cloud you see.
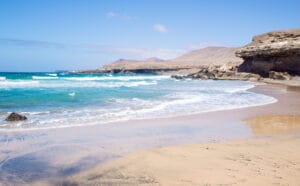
[106,11,116,17]
[153,24,168,33]
[106,11,136,20]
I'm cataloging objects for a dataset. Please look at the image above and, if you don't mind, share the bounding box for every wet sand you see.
[0,83,300,185]
[245,114,300,135]
[64,84,300,186]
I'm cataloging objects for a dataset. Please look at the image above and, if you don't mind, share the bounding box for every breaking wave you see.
[32,76,59,80]
[0,79,157,89]
[0,73,277,131]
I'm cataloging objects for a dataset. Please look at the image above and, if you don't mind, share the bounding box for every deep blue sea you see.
[0,72,276,130]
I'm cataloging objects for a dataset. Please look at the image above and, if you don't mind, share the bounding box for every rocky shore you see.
[173,29,300,82]
[75,29,300,83]
[171,66,261,81]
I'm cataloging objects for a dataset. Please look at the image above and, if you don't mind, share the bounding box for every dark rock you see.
[5,112,27,122]
[171,75,185,79]
[269,71,292,80]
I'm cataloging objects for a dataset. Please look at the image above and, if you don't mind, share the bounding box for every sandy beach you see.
[53,83,300,186]
[66,134,300,186]
[0,83,299,185]
[1,2,299,185]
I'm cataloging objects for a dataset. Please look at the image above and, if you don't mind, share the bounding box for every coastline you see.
[62,82,300,186]
[0,3,299,185]
[1,82,300,185]
[0,79,274,132]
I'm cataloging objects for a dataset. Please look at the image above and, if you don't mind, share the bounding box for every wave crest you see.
[61,75,169,81]
[0,80,156,88]
[32,76,59,80]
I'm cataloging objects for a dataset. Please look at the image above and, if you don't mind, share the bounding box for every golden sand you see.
[66,133,300,186]
[64,114,300,186]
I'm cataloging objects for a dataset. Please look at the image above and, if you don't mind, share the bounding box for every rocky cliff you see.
[77,29,300,82]
[236,29,300,77]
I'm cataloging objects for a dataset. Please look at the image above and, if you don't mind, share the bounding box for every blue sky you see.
[0,0,299,72]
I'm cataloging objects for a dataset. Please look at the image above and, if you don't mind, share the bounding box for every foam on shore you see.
[0,73,277,131]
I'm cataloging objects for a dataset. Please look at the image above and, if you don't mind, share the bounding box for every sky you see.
[0,0,299,72]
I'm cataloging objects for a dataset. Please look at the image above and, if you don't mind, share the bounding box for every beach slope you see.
[67,133,300,186]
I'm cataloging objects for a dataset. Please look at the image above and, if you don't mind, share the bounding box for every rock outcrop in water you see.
[172,66,261,81]
[236,29,300,77]
[5,112,27,121]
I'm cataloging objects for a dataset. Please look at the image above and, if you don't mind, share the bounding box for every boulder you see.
[236,29,300,77]
[5,112,27,121]
[171,75,185,79]
[269,71,292,80]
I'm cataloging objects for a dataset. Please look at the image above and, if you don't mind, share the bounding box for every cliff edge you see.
[236,29,300,76]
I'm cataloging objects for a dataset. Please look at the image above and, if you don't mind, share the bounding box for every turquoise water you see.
[0,72,276,130]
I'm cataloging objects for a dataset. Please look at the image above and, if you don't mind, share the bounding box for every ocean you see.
[0,72,276,130]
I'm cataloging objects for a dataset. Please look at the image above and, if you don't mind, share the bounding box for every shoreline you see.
[0,81,276,132]
[1,82,300,185]
[63,83,300,186]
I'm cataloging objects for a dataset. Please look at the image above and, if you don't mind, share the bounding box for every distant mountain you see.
[100,47,242,73]
[78,29,300,80]
[169,47,242,66]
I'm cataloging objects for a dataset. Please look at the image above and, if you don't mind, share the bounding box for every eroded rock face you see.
[236,29,300,77]
[5,112,27,121]
[269,71,292,80]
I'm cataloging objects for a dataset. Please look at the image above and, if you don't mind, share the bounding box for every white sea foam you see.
[218,84,255,93]
[0,75,278,131]
[0,79,156,88]
[61,75,170,81]
[0,75,167,89]
[69,92,76,97]
[101,75,170,81]
[0,80,39,88]
[47,73,58,77]
[62,80,158,88]
[61,77,103,81]
[6,91,276,131]
[32,76,59,80]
